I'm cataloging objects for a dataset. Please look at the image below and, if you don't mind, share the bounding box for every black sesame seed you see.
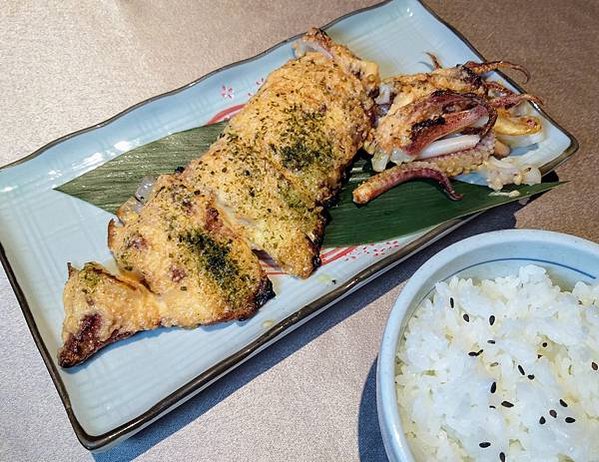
[500,451,506,462]
[527,374,535,380]
[542,342,548,347]
[549,409,557,418]
[560,399,568,408]
[538,354,543,359]
[487,339,496,344]
[463,313,470,322]
[565,417,576,423]
[479,442,491,448]
[593,361,598,371]
[469,349,483,357]
[501,401,514,408]
[489,315,496,326]
[539,416,546,424]
[518,365,525,375]
[489,405,496,409]
[490,362,499,367]
[490,382,497,394]
[450,297,455,308]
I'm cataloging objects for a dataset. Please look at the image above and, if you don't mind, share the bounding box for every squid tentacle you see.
[426,52,443,70]
[464,60,531,83]
[361,59,542,201]
[490,93,544,109]
[485,80,516,96]
[352,161,462,204]
[354,133,497,204]
[427,133,496,175]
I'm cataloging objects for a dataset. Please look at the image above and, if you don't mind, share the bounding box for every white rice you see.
[396,265,599,461]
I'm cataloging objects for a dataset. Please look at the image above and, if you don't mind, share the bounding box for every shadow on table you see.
[93,201,522,462]
[358,360,388,462]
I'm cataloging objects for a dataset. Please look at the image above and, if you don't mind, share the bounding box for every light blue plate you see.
[0,0,577,451]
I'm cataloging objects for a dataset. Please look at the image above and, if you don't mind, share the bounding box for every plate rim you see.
[0,0,579,451]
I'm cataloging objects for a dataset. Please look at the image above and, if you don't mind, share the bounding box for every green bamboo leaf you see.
[56,122,227,214]
[324,163,561,246]
[54,122,562,247]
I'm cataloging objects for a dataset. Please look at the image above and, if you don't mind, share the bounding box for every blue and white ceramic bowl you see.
[376,229,599,462]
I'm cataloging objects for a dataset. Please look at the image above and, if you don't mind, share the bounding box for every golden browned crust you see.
[161,31,375,277]
[226,51,373,205]
[108,176,273,327]
[181,138,326,278]
[58,262,161,368]
[58,29,375,367]
[59,256,273,367]
[179,38,375,276]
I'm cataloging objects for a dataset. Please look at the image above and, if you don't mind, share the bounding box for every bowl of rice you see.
[377,229,599,461]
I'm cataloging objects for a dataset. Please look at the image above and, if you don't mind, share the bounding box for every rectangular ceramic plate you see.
[0,0,577,451]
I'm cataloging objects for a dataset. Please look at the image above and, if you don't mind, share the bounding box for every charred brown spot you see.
[254,277,275,310]
[459,65,484,87]
[312,252,322,270]
[170,266,187,283]
[430,89,450,98]
[201,274,274,325]
[308,216,327,247]
[127,234,147,251]
[411,116,446,140]
[204,206,222,233]
[181,197,193,214]
[58,314,134,368]
[442,93,480,113]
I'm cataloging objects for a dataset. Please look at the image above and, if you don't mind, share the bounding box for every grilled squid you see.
[294,28,380,96]
[354,132,497,204]
[376,59,531,111]
[366,90,496,163]
[353,55,544,204]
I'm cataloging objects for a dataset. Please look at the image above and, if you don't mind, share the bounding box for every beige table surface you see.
[1,1,596,461]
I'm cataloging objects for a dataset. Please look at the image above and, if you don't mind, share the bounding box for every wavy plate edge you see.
[0,0,579,451]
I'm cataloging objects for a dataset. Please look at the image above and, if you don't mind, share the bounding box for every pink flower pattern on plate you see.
[343,241,402,261]
[220,85,234,99]
[247,77,266,97]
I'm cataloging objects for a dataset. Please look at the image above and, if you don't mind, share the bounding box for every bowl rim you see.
[376,228,599,462]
